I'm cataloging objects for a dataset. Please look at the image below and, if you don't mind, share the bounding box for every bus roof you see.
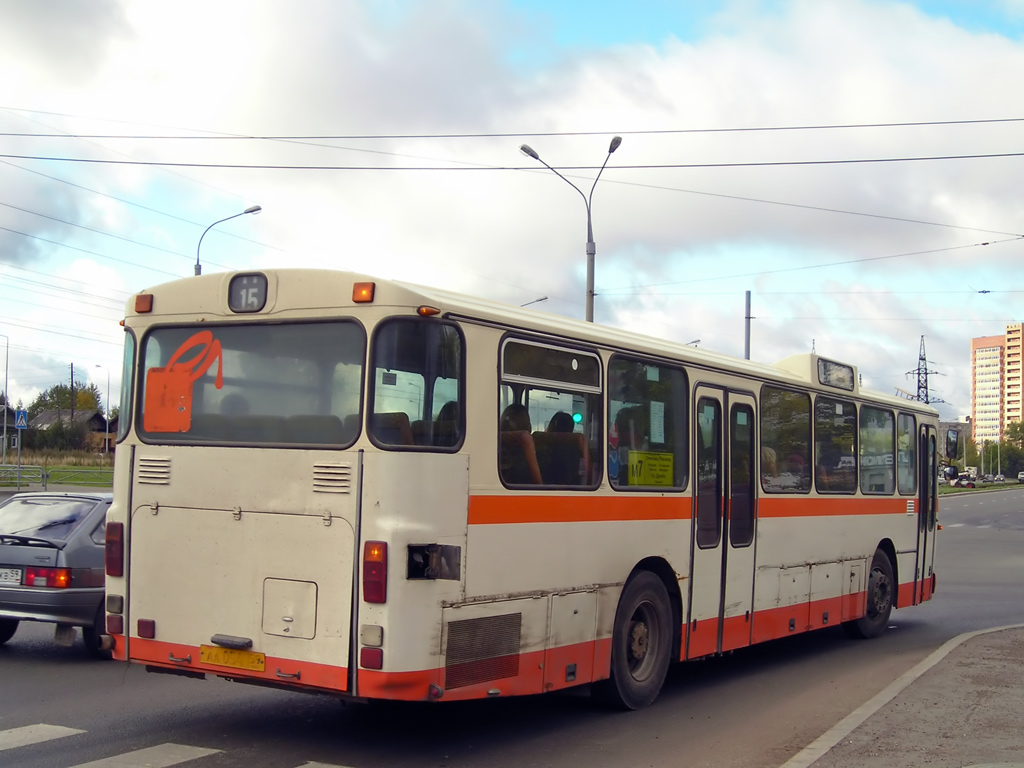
[129,268,938,416]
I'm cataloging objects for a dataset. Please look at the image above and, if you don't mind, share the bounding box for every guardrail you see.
[0,465,114,490]
[0,464,45,489]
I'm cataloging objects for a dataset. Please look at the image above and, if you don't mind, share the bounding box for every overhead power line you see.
[3,113,1024,140]
[3,151,1024,170]
[599,237,1024,293]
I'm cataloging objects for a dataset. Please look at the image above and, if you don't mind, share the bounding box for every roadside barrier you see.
[0,465,113,490]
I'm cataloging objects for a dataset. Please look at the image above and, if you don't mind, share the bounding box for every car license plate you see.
[199,644,266,672]
[0,567,21,585]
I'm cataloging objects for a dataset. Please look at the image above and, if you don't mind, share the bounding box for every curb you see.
[778,623,1024,768]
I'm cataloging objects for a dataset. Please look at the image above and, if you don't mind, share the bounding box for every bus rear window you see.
[138,321,365,447]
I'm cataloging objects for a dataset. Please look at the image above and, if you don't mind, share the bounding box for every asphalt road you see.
[2,486,1023,768]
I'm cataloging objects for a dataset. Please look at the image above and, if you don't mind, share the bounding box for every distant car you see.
[982,474,994,483]
[995,474,1005,482]
[1018,471,1024,484]
[0,492,112,657]
[952,474,976,489]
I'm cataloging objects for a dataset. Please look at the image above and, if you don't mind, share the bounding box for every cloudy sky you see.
[2,0,1023,423]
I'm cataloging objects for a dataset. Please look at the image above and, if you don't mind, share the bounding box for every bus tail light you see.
[105,522,124,577]
[363,541,388,603]
[23,567,71,588]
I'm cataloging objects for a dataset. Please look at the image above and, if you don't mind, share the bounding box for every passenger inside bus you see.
[499,403,542,484]
[533,411,588,485]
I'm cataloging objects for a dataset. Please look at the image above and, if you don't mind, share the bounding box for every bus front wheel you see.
[594,571,672,710]
[844,549,894,640]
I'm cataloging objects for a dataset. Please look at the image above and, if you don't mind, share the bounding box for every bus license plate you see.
[200,645,266,672]
[0,567,21,585]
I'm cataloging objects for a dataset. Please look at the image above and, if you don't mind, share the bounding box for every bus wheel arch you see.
[594,564,677,710]
[843,544,896,640]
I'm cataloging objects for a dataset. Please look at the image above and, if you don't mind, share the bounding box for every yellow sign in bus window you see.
[628,451,674,487]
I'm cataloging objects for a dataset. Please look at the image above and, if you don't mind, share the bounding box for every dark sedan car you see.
[0,492,112,657]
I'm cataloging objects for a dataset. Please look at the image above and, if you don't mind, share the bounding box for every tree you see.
[1005,421,1024,450]
[27,381,102,421]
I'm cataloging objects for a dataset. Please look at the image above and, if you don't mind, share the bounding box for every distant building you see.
[970,323,1023,443]
[28,409,112,451]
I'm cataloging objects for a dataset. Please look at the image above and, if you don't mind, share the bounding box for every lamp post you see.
[519,137,622,322]
[1,333,8,465]
[194,205,262,276]
[95,365,110,454]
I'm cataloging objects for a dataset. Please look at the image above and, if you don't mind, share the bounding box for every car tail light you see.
[362,541,387,603]
[23,567,71,588]
[105,522,124,577]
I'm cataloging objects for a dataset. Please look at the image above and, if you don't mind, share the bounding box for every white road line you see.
[0,724,85,751]
[300,763,357,768]
[68,743,221,768]
[778,623,1024,768]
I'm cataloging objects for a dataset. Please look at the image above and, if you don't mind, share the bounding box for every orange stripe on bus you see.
[758,496,910,518]
[468,494,692,525]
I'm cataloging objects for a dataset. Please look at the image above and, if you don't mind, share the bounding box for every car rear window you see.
[0,498,103,540]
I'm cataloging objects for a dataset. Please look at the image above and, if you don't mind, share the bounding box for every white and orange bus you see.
[102,269,955,709]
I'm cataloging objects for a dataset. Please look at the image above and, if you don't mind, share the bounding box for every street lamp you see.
[95,365,110,454]
[194,205,262,276]
[519,137,622,322]
[1,333,8,465]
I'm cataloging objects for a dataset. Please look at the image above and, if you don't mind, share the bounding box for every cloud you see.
[2,0,1023,422]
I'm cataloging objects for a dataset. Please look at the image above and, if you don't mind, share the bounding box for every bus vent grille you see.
[312,463,352,494]
[138,457,171,485]
[444,612,522,690]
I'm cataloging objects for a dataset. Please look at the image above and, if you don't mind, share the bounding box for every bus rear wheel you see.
[594,571,672,710]
[844,549,894,640]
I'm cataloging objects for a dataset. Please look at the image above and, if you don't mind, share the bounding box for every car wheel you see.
[0,618,19,645]
[81,603,111,660]
[593,571,673,710]
[843,549,895,640]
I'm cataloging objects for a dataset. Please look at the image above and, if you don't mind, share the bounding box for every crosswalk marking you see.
[0,724,85,751]
[68,743,221,768]
[0,725,351,767]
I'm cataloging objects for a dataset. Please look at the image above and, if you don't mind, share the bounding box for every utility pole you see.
[70,363,75,425]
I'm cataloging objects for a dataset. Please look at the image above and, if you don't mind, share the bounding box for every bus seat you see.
[533,431,588,485]
[371,412,414,446]
[285,415,349,445]
[411,420,431,446]
[188,413,229,440]
[433,401,460,447]
[343,413,361,441]
[231,415,286,443]
[500,431,543,485]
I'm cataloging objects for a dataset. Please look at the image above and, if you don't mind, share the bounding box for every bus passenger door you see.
[914,426,938,603]
[721,395,757,653]
[686,389,757,659]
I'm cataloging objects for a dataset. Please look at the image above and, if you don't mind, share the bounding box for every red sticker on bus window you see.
[143,330,224,433]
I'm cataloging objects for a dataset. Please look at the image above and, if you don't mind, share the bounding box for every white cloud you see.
[2,0,1023,421]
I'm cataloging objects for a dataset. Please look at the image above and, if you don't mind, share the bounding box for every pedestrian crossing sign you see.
[15,410,27,429]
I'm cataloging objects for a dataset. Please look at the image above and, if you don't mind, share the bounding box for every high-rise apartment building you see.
[970,323,1023,443]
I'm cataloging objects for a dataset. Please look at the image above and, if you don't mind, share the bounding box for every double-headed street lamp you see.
[519,137,622,323]
[195,205,262,276]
